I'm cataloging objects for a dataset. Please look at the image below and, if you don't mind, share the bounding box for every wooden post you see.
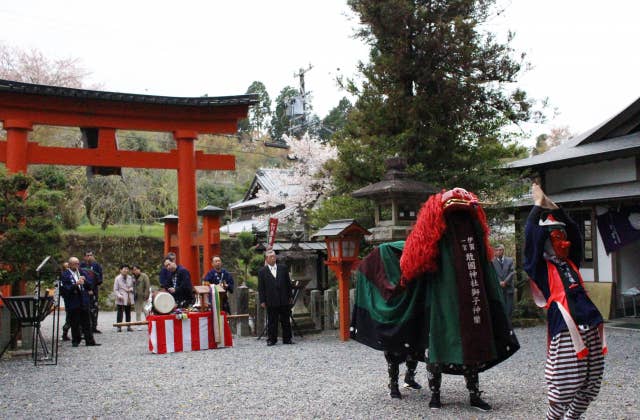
[4,120,32,295]
[198,206,224,275]
[161,215,179,259]
[329,262,352,341]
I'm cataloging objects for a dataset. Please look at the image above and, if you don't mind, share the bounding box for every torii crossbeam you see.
[0,79,257,281]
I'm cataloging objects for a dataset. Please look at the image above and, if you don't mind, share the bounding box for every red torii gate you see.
[0,79,256,282]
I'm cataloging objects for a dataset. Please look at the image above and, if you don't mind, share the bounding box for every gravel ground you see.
[0,311,638,420]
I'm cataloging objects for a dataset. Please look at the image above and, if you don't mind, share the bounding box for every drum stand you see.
[0,256,60,365]
[0,295,57,365]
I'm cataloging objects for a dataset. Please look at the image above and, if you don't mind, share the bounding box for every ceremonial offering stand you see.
[147,311,232,354]
[147,285,232,354]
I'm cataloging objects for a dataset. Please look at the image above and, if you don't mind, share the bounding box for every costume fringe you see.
[400,189,493,285]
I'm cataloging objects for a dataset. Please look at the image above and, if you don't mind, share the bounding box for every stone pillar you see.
[234,285,251,337]
[324,288,338,330]
[310,290,323,330]
[256,291,267,338]
[0,306,10,353]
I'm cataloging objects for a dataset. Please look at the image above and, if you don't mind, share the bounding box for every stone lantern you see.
[351,157,437,243]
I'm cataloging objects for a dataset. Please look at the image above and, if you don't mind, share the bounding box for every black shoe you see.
[470,394,491,412]
[93,329,102,334]
[429,392,441,409]
[62,335,70,341]
[86,342,101,346]
[72,342,80,347]
[283,341,295,345]
[267,341,276,346]
[117,327,122,332]
[403,379,422,390]
[389,383,402,399]
[127,327,133,332]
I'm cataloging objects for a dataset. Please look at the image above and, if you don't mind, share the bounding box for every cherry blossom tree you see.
[0,42,90,88]
[255,133,337,223]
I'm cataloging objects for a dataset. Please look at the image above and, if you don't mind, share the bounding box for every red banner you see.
[268,217,279,249]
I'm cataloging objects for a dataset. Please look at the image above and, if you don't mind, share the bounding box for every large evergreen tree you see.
[319,97,353,141]
[238,81,272,138]
[333,0,531,197]
[0,171,63,286]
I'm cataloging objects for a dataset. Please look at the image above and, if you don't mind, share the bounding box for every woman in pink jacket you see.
[113,264,135,332]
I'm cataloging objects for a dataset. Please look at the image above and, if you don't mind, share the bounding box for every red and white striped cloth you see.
[148,311,233,354]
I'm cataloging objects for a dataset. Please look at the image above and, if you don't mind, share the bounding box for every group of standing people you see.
[60,250,237,342]
[60,250,153,341]
[60,252,102,347]
[113,264,150,331]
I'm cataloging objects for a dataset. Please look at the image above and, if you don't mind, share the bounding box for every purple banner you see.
[596,207,640,254]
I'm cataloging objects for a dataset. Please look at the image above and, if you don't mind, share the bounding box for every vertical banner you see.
[596,207,640,254]
[268,217,279,249]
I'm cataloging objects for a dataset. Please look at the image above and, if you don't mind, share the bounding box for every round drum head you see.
[153,292,176,314]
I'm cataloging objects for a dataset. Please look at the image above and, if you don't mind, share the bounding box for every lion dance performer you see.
[524,183,606,420]
[351,188,519,411]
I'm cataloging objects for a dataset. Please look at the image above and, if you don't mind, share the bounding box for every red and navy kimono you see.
[524,206,605,355]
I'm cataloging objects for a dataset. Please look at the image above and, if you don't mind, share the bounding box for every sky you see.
[2,0,640,147]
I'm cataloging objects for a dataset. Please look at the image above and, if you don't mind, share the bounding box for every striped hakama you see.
[545,326,605,420]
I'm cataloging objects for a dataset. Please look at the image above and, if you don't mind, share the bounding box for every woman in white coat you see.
[113,264,135,332]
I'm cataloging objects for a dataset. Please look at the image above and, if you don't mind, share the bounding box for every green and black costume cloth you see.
[350,214,519,375]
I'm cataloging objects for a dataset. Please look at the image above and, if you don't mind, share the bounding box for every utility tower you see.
[288,64,313,136]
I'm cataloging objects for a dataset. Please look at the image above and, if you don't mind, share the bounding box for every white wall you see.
[596,226,614,283]
[581,267,595,282]
[619,240,640,292]
[546,157,637,194]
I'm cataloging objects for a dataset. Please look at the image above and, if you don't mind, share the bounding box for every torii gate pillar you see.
[4,120,32,295]
[174,131,200,280]
[4,120,32,174]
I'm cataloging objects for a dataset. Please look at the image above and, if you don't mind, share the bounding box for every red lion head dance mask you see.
[400,187,493,284]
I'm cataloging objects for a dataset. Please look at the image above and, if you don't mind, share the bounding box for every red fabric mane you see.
[400,190,493,285]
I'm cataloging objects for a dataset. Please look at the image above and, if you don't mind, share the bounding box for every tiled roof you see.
[0,79,258,107]
[311,219,370,239]
[507,131,640,170]
[270,242,327,251]
[240,167,304,204]
[508,96,640,170]
[511,181,640,207]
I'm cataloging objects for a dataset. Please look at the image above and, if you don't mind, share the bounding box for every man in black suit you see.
[492,244,516,318]
[80,250,103,334]
[258,250,293,346]
[60,257,100,347]
[161,259,194,307]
